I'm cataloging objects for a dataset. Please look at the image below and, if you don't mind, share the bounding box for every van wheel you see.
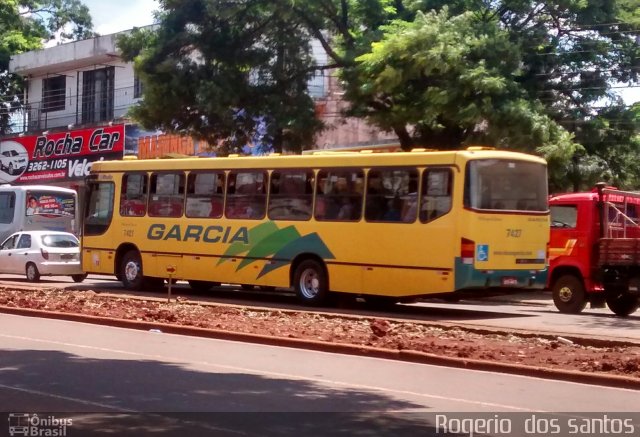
[605,286,639,317]
[552,274,587,314]
[25,263,40,282]
[120,250,145,291]
[71,274,88,283]
[293,259,329,306]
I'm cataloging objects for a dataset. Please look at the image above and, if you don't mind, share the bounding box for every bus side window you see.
[365,168,418,223]
[186,172,225,218]
[420,168,453,223]
[120,173,148,217]
[148,172,185,218]
[225,171,267,220]
[315,170,363,222]
[268,170,313,221]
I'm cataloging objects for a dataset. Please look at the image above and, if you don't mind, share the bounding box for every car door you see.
[14,233,33,274]
[0,234,20,274]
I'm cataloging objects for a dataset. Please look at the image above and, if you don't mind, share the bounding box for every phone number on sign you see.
[27,159,68,172]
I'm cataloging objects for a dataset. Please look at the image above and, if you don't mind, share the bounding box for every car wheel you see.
[552,274,587,314]
[120,250,145,291]
[293,259,330,306]
[26,263,40,282]
[71,274,88,283]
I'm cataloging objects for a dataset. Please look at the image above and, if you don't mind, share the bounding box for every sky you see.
[84,0,158,35]
[80,0,638,105]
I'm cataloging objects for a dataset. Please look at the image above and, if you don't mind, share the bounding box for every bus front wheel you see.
[120,250,145,291]
[552,274,587,314]
[293,259,329,306]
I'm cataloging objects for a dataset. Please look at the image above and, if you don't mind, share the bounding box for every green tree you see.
[291,0,638,190]
[0,0,93,134]
[119,0,323,154]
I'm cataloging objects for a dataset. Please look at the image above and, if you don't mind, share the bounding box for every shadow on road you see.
[0,349,442,436]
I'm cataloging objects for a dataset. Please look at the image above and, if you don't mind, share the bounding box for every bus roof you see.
[90,148,546,173]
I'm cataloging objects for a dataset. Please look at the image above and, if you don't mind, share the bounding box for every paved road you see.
[1,274,639,344]
[1,313,639,436]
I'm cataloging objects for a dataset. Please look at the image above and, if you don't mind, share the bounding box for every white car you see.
[0,149,28,175]
[0,231,87,282]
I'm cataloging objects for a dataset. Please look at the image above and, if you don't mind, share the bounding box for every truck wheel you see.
[552,275,587,314]
[293,259,329,306]
[605,287,640,317]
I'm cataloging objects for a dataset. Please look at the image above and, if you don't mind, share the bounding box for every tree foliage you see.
[0,0,93,134]
[122,0,638,191]
[118,0,322,154]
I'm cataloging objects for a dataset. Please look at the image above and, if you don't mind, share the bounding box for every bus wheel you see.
[294,259,329,306]
[365,295,398,309]
[120,250,145,291]
[552,274,586,314]
[188,280,219,293]
[605,286,639,317]
[25,263,40,282]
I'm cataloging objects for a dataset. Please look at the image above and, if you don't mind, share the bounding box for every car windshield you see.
[4,150,18,157]
[41,234,78,248]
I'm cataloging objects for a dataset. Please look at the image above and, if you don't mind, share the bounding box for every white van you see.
[0,184,78,243]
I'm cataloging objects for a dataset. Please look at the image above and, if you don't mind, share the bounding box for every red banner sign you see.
[0,124,124,184]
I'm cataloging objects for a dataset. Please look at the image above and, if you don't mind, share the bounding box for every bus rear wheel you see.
[552,274,587,314]
[120,250,145,291]
[293,259,329,306]
[189,280,220,293]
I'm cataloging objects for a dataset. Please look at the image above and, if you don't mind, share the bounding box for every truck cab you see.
[549,185,640,316]
[549,190,602,312]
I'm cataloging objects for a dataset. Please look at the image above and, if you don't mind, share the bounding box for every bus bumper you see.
[454,259,548,290]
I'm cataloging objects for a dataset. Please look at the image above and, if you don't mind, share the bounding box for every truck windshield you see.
[550,205,577,228]
[464,159,548,212]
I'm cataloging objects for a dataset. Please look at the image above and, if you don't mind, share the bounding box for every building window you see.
[82,67,114,124]
[42,76,66,112]
[134,73,144,99]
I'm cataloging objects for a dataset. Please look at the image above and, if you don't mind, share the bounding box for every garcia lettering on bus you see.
[147,224,249,244]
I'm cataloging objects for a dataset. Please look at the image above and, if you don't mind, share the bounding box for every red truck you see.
[548,182,640,316]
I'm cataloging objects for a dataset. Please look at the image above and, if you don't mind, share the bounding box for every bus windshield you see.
[465,159,548,212]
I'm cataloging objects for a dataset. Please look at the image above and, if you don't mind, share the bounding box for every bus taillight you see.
[461,238,475,264]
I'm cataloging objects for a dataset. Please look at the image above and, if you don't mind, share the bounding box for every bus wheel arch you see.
[551,271,587,314]
[290,255,330,306]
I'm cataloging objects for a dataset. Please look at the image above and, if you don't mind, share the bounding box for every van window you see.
[0,193,15,224]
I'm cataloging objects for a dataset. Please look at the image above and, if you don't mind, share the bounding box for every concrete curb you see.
[1,305,639,390]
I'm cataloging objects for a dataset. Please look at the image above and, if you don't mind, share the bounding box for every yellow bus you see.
[82,147,549,305]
